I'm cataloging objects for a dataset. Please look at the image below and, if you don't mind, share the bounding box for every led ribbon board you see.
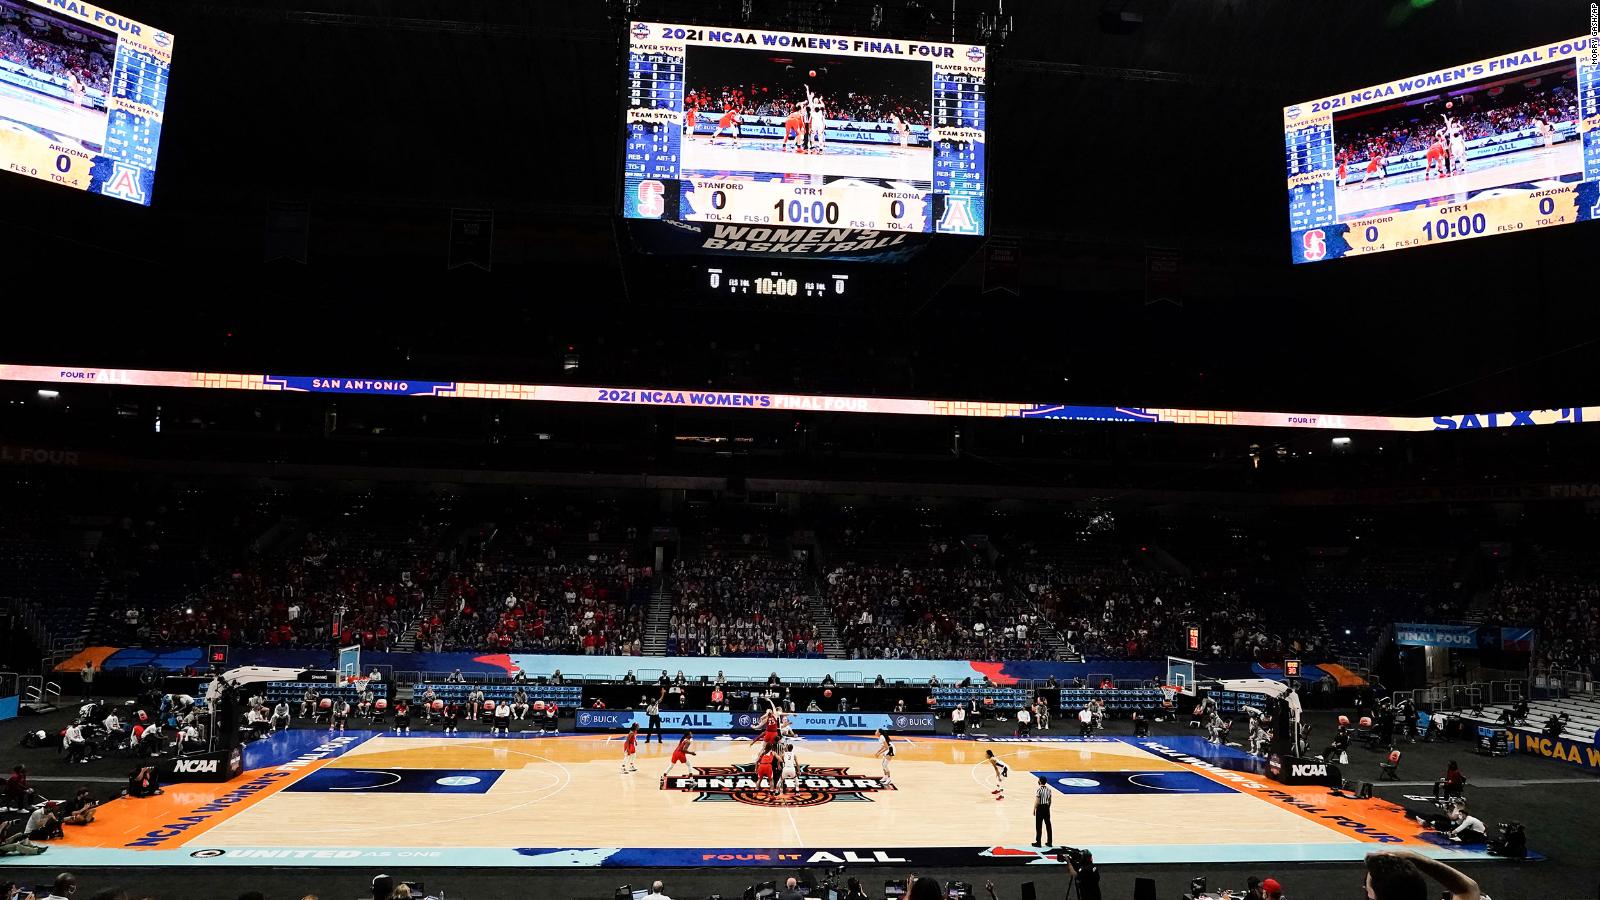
[1,364,1594,433]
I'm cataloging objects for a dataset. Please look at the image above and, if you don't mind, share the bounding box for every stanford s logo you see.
[1301,229,1327,261]
[665,763,894,808]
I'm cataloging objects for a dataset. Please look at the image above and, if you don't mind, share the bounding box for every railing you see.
[1533,666,1593,698]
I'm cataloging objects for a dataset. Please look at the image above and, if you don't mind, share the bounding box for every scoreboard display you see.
[1285,35,1598,262]
[622,21,987,237]
[0,0,171,204]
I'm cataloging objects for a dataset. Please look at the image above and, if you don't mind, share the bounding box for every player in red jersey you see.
[621,722,639,773]
[683,92,698,137]
[1424,136,1448,179]
[756,747,776,788]
[1336,150,1349,187]
[781,103,806,151]
[665,732,696,777]
[710,100,742,145]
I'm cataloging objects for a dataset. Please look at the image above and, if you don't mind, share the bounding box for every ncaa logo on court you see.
[632,22,650,39]
[665,763,894,809]
[966,46,985,62]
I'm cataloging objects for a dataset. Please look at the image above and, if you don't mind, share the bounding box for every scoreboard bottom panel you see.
[682,178,932,232]
[1291,178,1600,262]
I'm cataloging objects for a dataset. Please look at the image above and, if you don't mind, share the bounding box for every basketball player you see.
[393,699,411,734]
[985,749,1009,799]
[807,88,827,151]
[756,746,776,788]
[622,722,639,773]
[889,113,911,149]
[1336,148,1349,188]
[753,707,780,759]
[1533,112,1554,149]
[270,701,290,733]
[710,99,742,145]
[1424,134,1448,180]
[1364,143,1387,185]
[780,741,799,792]
[874,729,895,786]
[781,103,806,152]
[665,732,696,778]
[66,69,85,107]
[683,91,699,137]
[1443,114,1467,176]
[330,699,350,734]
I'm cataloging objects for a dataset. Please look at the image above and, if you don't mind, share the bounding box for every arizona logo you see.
[663,763,894,808]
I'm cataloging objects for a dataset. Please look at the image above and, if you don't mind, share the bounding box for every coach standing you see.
[1033,776,1054,847]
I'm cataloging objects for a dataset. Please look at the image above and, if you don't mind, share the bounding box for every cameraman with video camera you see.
[1065,848,1102,900]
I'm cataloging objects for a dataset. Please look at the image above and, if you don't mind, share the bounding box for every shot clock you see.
[622,21,987,236]
[1285,34,1598,262]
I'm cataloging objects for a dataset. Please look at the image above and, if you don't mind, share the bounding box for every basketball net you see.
[349,675,370,694]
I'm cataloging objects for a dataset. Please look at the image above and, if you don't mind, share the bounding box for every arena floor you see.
[34,728,1502,870]
[5,707,1597,900]
[1332,141,1584,219]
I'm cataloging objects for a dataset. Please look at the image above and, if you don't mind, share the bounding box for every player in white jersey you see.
[889,113,911,148]
[66,70,86,107]
[780,741,799,792]
[874,729,895,786]
[1443,113,1466,175]
[984,749,1009,799]
[1533,114,1554,149]
[809,93,827,150]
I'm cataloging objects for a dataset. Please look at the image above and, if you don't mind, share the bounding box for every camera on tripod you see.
[1055,846,1092,868]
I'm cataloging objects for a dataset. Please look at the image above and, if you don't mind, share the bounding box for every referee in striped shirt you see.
[1034,776,1054,846]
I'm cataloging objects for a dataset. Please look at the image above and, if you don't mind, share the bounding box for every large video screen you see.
[622,22,987,237]
[1285,36,1598,262]
[0,0,170,204]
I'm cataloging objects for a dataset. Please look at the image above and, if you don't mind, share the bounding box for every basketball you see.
[808,69,816,77]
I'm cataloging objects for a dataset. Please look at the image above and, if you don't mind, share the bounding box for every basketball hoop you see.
[350,676,370,694]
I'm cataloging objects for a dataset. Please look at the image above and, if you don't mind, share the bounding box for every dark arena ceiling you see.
[0,0,1594,417]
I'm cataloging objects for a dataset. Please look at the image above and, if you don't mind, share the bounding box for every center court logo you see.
[665,763,894,808]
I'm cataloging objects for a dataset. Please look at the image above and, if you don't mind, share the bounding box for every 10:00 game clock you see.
[622,21,988,236]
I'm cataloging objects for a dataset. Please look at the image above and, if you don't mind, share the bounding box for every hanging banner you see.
[1392,624,1478,648]
[447,208,495,271]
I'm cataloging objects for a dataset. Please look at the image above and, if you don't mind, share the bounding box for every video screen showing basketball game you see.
[0,0,172,204]
[1284,35,1598,262]
[623,22,987,236]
